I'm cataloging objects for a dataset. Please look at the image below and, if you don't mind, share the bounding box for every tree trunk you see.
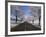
[39,16,41,26]
[15,10,18,23]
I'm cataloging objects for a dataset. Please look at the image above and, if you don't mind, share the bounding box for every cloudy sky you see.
[11,5,41,21]
[11,5,32,17]
[20,6,32,16]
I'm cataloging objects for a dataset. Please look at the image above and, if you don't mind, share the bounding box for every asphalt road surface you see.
[11,22,41,32]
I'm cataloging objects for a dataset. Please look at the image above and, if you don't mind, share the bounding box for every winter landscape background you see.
[10,5,41,31]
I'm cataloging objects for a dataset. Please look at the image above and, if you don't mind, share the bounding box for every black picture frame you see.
[5,0,45,36]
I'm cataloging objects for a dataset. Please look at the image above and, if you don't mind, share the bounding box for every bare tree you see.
[15,9,18,23]
[15,6,24,23]
[38,9,41,26]
[29,6,41,25]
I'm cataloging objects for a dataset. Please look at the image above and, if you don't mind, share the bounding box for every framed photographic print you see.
[5,1,45,36]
